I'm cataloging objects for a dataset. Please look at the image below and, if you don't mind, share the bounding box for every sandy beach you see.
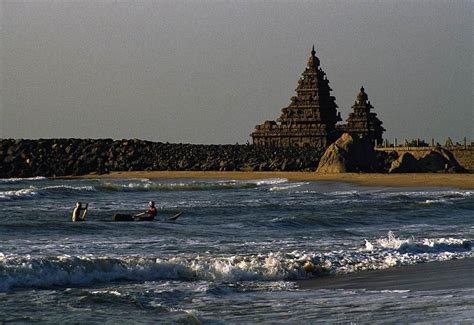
[70,171,474,189]
[298,258,474,291]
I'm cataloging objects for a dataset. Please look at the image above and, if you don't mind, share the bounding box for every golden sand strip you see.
[69,171,474,189]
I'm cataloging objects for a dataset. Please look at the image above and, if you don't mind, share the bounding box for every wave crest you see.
[0,253,316,291]
[0,176,47,183]
[1,233,471,292]
[0,187,39,200]
[0,185,95,200]
[373,231,471,253]
[95,181,257,192]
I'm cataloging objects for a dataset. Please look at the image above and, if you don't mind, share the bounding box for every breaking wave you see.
[297,189,473,206]
[1,232,470,292]
[249,178,288,186]
[92,178,291,192]
[95,181,258,192]
[0,176,47,183]
[375,190,473,200]
[0,178,282,200]
[373,231,472,254]
[0,185,95,200]
[0,187,39,200]
[270,182,308,191]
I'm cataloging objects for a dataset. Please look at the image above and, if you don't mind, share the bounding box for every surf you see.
[1,233,470,292]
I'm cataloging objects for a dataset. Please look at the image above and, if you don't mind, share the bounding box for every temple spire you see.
[307,44,320,68]
[251,46,341,147]
[346,86,385,145]
[357,86,368,104]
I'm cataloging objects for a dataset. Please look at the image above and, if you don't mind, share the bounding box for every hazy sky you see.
[1,0,472,144]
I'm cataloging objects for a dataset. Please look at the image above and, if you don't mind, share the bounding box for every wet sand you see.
[71,171,474,189]
[298,258,474,291]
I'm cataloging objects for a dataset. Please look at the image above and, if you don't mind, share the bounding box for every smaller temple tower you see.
[345,87,385,145]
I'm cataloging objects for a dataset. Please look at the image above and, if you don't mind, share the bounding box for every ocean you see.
[0,177,472,323]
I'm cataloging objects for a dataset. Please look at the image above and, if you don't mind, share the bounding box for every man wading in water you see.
[72,202,88,222]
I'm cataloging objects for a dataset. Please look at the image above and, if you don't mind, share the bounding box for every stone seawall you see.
[0,139,326,178]
[375,147,474,172]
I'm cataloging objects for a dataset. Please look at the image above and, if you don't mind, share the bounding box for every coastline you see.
[298,257,474,291]
[65,171,474,189]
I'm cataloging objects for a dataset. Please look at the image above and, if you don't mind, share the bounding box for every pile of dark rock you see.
[313,133,466,174]
[387,150,467,173]
[0,139,325,178]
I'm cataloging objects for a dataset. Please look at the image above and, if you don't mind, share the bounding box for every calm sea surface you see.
[0,177,472,323]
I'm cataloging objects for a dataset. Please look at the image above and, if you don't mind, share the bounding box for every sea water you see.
[0,177,472,323]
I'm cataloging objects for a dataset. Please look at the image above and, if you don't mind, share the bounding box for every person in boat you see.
[72,202,88,222]
[134,201,157,221]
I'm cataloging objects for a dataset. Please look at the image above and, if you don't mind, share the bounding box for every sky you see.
[1,0,472,144]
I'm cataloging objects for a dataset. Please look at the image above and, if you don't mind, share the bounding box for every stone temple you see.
[251,46,384,148]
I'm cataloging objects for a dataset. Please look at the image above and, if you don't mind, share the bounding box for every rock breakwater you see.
[0,139,326,178]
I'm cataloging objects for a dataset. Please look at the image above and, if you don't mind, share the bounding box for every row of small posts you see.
[376,137,471,149]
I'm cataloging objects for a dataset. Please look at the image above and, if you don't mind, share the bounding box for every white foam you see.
[0,176,47,183]
[248,178,289,186]
[90,290,123,296]
[270,182,308,191]
[376,231,409,249]
[363,239,374,251]
[0,185,95,200]
[95,180,255,192]
[42,185,95,192]
[419,199,450,205]
[0,233,471,292]
[327,190,359,196]
[376,190,472,199]
[0,187,39,200]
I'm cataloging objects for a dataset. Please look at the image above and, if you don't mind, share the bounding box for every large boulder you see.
[388,152,419,173]
[316,133,376,173]
[316,145,346,173]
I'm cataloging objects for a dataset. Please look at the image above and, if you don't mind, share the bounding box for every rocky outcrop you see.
[0,139,325,178]
[388,152,418,173]
[436,148,468,173]
[417,151,448,172]
[316,133,376,173]
[375,150,398,173]
[388,149,467,173]
[2,138,466,178]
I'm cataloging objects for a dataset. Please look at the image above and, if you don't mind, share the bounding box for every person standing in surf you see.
[134,201,157,221]
[72,202,88,222]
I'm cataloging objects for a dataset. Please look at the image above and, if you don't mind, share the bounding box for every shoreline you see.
[64,171,474,189]
[298,258,474,291]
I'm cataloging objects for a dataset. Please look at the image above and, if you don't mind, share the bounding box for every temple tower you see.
[345,86,385,145]
[251,46,342,147]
